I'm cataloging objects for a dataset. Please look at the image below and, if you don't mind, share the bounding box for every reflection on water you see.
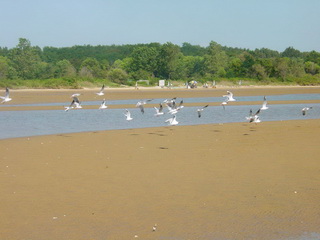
[0,102,319,139]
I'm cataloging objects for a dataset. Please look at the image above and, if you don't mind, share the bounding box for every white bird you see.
[165,115,178,126]
[124,109,133,121]
[260,96,269,110]
[197,105,209,118]
[302,107,312,116]
[221,97,229,110]
[166,99,184,115]
[64,99,76,112]
[73,96,82,109]
[154,103,164,116]
[152,224,157,232]
[65,96,82,111]
[96,84,105,96]
[136,99,153,114]
[71,93,81,98]
[246,109,261,123]
[99,99,108,110]
[223,91,236,101]
[0,87,12,103]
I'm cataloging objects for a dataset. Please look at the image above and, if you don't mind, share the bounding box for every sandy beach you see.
[1,86,320,240]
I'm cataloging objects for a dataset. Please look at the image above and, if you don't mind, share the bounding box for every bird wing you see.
[139,105,144,113]
[5,88,10,98]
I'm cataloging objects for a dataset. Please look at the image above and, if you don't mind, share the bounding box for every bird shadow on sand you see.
[158,147,169,150]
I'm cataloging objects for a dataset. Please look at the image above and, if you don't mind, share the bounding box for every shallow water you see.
[0,101,319,139]
[1,93,320,108]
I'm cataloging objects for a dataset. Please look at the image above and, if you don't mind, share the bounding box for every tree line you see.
[0,38,320,87]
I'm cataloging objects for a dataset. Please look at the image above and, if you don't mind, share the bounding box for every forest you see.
[0,38,320,88]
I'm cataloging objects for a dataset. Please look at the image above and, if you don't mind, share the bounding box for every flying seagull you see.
[165,115,178,126]
[96,84,105,96]
[124,109,133,121]
[302,107,312,116]
[0,87,12,103]
[197,105,209,118]
[154,103,164,116]
[221,97,229,110]
[136,99,153,113]
[99,99,108,110]
[73,96,82,109]
[71,93,81,98]
[222,91,236,101]
[166,99,184,115]
[260,96,269,110]
[64,99,76,111]
[246,109,261,123]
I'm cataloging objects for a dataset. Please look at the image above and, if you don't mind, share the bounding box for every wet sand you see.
[1,86,320,240]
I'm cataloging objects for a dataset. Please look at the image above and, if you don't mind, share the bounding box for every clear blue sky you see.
[1,0,319,52]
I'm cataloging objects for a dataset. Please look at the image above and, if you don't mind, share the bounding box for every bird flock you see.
[0,86,315,126]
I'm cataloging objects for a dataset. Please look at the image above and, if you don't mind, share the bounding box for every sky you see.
[1,0,320,52]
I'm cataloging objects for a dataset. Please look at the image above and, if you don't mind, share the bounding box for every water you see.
[0,102,319,139]
[0,93,320,108]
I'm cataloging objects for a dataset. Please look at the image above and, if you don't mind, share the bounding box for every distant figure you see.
[95,84,105,96]
[260,96,269,110]
[302,107,312,116]
[124,109,133,121]
[0,87,12,103]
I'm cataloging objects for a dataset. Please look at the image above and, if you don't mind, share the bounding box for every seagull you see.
[154,103,164,116]
[71,93,81,98]
[0,87,12,103]
[152,224,157,232]
[260,96,269,110]
[165,115,178,126]
[221,97,229,110]
[136,99,153,113]
[99,99,108,110]
[124,109,133,121]
[246,109,261,123]
[95,84,105,96]
[166,99,184,114]
[197,105,209,118]
[302,107,312,116]
[223,91,236,101]
[64,99,76,112]
[163,97,176,107]
[72,96,82,109]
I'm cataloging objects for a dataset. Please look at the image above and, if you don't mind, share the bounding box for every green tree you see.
[305,51,320,65]
[227,57,242,77]
[251,64,267,80]
[239,52,255,77]
[273,57,290,80]
[305,61,320,75]
[157,42,182,79]
[130,46,159,74]
[108,68,128,84]
[0,56,11,79]
[281,47,302,58]
[8,38,42,79]
[79,57,104,78]
[181,42,206,56]
[55,59,76,78]
[204,41,228,77]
